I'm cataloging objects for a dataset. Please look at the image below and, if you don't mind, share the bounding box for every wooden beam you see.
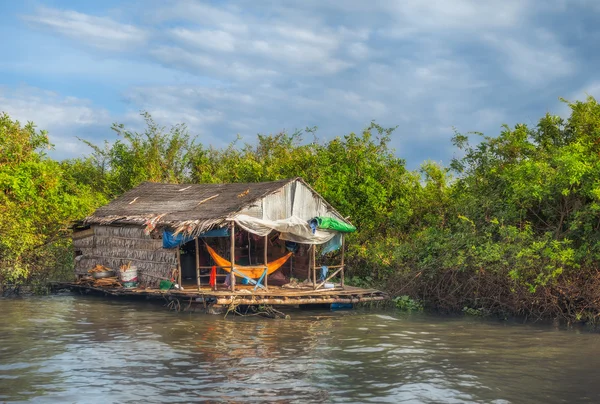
[311,264,344,270]
[264,234,268,290]
[215,296,386,305]
[230,221,236,292]
[197,266,233,270]
[195,237,201,291]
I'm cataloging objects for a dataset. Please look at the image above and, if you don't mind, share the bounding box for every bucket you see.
[120,266,138,283]
[122,281,138,289]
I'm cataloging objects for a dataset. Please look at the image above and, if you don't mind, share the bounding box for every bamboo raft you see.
[55,282,388,310]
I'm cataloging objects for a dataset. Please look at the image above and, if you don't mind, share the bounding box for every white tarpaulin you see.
[231,214,336,245]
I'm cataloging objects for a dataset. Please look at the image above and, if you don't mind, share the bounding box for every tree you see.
[0,113,101,284]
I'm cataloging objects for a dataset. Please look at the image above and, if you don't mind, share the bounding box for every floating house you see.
[69,178,387,312]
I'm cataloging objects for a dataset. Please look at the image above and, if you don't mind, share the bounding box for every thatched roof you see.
[84,178,344,236]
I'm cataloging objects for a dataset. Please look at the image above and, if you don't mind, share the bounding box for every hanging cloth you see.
[232,214,337,244]
[205,244,292,279]
[320,266,329,282]
[209,266,217,288]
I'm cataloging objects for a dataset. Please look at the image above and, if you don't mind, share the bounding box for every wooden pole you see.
[312,244,317,290]
[176,247,182,289]
[263,234,269,290]
[195,237,201,291]
[341,234,345,289]
[230,221,236,292]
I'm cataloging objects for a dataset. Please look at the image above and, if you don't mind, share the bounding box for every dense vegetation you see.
[0,113,103,290]
[2,97,600,323]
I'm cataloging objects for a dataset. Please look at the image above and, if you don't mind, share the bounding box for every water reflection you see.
[1,295,599,403]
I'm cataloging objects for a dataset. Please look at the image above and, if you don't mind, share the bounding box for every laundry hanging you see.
[209,266,217,288]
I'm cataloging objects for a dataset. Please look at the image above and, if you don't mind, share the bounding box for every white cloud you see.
[170,28,237,52]
[125,108,223,129]
[347,42,369,59]
[244,26,352,75]
[156,2,362,77]
[0,87,109,127]
[555,81,600,118]
[323,89,388,120]
[567,81,600,101]
[150,46,279,80]
[23,7,147,51]
[152,0,245,28]
[0,87,111,157]
[484,30,574,84]
[116,83,390,149]
[126,85,255,107]
[345,0,529,38]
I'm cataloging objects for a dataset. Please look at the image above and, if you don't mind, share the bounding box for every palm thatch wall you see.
[74,225,176,287]
[72,228,94,259]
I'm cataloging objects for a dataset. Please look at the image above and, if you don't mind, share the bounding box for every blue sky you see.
[1,0,599,169]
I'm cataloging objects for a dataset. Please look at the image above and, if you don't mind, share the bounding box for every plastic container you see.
[120,266,138,283]
[324,283,335,289]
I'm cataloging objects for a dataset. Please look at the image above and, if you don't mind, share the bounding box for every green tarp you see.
[314,216,356,233]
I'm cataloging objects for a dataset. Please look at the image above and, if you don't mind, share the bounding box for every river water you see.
[1,295,599,403]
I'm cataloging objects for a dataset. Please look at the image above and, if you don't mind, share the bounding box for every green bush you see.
[394,295,424,312]
[0,113,102,284]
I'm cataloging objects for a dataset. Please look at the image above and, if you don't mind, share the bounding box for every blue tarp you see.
[162,228,230,249]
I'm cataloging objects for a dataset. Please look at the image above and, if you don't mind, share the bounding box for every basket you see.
[120,266,138,283]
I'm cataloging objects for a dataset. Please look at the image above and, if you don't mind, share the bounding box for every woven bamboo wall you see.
[74,225,176,287]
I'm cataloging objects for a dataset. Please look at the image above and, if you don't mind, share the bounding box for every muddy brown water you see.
[1,294,599,403]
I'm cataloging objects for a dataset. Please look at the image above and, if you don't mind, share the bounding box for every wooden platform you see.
[56,282,388,308]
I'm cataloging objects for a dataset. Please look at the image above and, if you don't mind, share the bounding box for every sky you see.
[1,0,599,169]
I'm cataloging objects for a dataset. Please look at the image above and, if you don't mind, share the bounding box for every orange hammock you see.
[205,244,293,279]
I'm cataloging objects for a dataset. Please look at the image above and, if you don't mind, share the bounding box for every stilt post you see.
[176,247,182,289]
[230,221,236,292]
[195,237,201,291]
[340,234,345,289]
[264,234,269,290]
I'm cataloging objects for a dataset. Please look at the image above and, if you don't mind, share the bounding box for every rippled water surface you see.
[1,295,600,403]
